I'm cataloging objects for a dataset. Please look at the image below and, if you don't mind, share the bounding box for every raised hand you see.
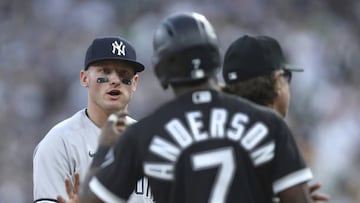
[309,182,330,202]
[98,111,129,147]
[57,173,80,203]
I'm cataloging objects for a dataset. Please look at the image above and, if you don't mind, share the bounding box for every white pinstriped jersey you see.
[33,109,154,203]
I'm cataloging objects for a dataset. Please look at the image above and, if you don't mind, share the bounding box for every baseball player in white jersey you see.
[33,36,154,203]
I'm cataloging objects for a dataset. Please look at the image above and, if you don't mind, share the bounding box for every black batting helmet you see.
[152,12,221,89]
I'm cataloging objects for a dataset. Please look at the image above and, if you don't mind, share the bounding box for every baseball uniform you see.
[89,90,313,203]
[33,108,154,203]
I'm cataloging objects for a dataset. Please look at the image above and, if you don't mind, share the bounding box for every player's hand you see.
[98,111,129,147]
[309,182,330,202]
[57,173,80,203]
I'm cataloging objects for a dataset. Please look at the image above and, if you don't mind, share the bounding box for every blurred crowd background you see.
[1,0,360,202]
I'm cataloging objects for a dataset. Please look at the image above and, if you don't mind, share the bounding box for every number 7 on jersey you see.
[191,147,235,203]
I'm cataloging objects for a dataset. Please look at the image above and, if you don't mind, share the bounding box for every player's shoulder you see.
[34,109,94,157]
[246,100,285,125]
[242,97,282,118]
[40,109,87,141]
[52,109,85,130]
[122,104,171,141]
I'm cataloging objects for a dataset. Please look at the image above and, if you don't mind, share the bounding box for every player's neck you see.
[86,104,127,128]
[85,107,106,128]
[171,78,220,96]
[266,103,286,118]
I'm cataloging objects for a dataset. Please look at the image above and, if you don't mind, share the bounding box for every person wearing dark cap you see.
[33,36,154,203]
[222,35,303,117]
[222,35,330,202]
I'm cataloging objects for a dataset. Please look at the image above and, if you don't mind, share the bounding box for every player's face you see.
[81,60,139,114]
[274,69,291,117]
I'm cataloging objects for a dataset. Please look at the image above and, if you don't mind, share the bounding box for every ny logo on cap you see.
[112,40,126,56]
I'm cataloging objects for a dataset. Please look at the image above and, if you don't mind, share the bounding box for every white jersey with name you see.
[33,108,154,203]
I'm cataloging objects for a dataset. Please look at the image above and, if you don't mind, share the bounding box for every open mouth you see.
[108,90,121,96]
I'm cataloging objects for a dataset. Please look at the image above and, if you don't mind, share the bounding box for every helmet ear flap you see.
[152,12,220,89]
[153,58,171,89]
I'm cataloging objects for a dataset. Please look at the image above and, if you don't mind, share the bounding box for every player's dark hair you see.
[222,73,277,106]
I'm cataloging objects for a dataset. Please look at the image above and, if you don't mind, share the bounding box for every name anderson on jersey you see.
[144,108,275,180]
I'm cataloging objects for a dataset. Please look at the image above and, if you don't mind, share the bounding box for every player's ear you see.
[80,69,89,87]
[131,74,139,91]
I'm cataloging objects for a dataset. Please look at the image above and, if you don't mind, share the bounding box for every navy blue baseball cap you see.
[223,35,303,84]
[84,36,145,73]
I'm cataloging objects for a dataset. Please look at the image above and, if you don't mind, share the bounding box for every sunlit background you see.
[1,0,360,202]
